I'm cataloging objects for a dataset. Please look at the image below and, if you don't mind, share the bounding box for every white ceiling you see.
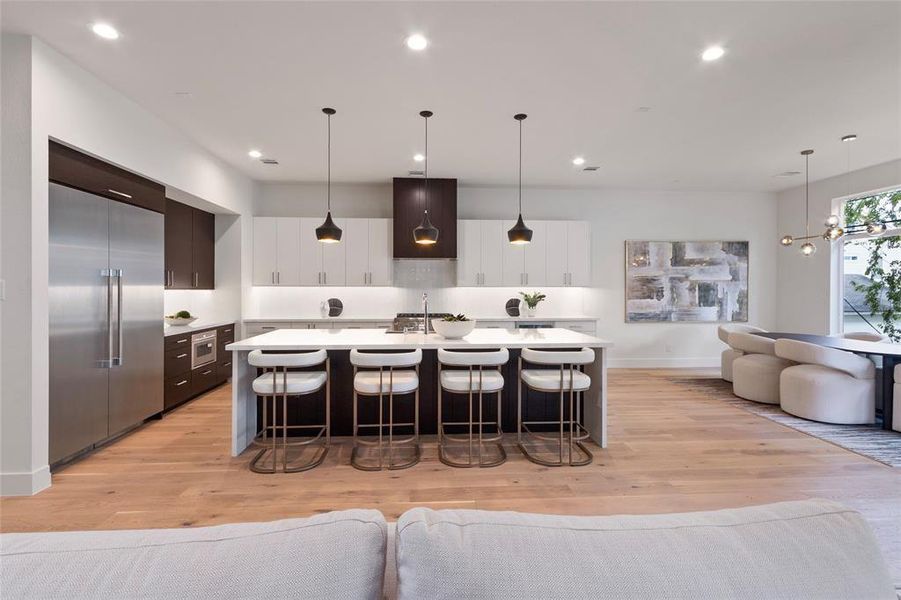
[3,1,899,191]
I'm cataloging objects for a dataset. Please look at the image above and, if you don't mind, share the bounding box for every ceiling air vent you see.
[582,166,600,171]
[408,170,424,176]
[774,170,800,177]
[260,158,279,165]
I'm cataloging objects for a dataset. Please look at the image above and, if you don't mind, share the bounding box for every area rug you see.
[671,376,901,468]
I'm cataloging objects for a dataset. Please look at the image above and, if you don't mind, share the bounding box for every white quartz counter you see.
[226,327,612,351]
[241,316,598,323]
[164,320,235,335]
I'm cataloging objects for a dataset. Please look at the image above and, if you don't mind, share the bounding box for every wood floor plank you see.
[2,368,898,582]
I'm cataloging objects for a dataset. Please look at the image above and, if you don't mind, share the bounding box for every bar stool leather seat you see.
[440,370,505,393]
[520,369,591,392]
[353,371,419,394]
[253,372,328,395]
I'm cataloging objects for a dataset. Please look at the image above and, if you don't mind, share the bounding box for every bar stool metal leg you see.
[351,364,420,471]
[438,364,506,469]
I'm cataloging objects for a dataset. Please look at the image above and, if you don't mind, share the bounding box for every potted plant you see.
[519,291,546,317]
[431,314,476,339]
[164,310,197,326]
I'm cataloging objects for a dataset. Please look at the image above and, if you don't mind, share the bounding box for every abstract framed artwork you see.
[625,240,749,323]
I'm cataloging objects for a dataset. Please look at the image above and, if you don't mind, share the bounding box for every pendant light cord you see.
[424,113,429,215]
[327,112,331,212]
[805,152,810,238]
[518,118,523,213]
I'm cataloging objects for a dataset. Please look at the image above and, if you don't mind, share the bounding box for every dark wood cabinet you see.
[393,177,457,259]
[164,199,215,289]
[49,141,165,214]
[163,323,234,411]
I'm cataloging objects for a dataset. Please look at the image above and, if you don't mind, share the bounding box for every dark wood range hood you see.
[392,177,457,259]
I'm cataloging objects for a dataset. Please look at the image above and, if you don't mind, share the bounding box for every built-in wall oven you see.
[191,330,217,369]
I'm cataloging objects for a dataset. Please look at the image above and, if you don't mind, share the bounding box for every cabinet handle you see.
[276,271,280,284]
[106,188,133,199]
[223,329,232,334]
[176,338,187,344]
[175,379,188,387]
[201,370,213,376]
[324,272,327,285]
[271,271,275,285]
[261,326,276,330]
[223,362,232,367]
[176,353,188,359]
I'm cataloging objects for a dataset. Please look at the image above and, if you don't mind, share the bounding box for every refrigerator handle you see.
[101,269,114,368]
[114,269,124,366]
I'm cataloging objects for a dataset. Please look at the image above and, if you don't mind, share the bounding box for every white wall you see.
[0,35,255,495]
[254,182,780,367]
[776,159,901,334]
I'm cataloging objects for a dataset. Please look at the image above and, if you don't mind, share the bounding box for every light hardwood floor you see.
[2,369,899,581]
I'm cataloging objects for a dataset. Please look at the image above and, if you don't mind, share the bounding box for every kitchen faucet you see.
[422,292,429,334]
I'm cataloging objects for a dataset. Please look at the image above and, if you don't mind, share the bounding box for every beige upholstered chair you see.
[842,331,887,342]
[717,324,767,382]
[729,332,794,404]
[775,339,875,425]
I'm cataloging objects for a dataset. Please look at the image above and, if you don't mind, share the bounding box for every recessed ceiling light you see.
[406,34,428,51]
[636,106,652,113]
[248,149,262,159]
[841,134,858,142]
[413,153,425,162]
[572,156,586,166]
[701,46,725,61]
[91,23,120,40]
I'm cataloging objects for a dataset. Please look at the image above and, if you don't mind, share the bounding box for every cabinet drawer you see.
[191,365,219,395]
[217,357,233,381]
[555,321,597,334]
[217,323,235,344]
[164,333,192,351]
[244,322,285,336]
[164,348,192,378]
[164,374,192,409]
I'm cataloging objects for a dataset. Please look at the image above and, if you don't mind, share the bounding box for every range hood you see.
[392,177,457,259]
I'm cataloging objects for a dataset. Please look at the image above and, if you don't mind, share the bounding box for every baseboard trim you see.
[608,357,720,369]
[0,465,51,496]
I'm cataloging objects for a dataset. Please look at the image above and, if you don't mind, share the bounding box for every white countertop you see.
[164,320,235,336]
[226,327,612,351]
[242,315,597,323]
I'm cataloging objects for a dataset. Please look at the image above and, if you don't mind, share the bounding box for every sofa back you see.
[395,499,895,599]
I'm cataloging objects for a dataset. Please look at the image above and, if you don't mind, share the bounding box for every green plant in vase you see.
[519,291,547,317]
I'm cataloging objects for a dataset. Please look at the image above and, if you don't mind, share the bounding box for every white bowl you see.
[431,318,476,339]
[165,316,198,326]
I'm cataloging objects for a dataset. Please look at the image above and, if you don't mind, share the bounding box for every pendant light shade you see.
[508,113,533,244]
[316,107,342,243]
[413,110,439,245]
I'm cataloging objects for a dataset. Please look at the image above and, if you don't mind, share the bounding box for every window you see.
[840,189,901,339]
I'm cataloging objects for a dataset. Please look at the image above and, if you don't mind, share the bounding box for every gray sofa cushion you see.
[396,499,895,600]
[1,509,387,600]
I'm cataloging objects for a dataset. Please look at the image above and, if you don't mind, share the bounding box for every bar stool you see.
[248,349,330,474]
[437,348,509,468]
[350,348,422,471]
[517,347,594,467]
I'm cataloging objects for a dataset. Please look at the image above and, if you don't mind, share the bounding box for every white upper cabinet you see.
[545,221,568,287]
[480,220,504,286]
[539,220,591,287]
[298,217,323,286]
[252,217,278,286]
[566,221,591,286]
[522,220,547,287]
[344,219,369,286]
[252,217,300,286]
[457,220,482,286]
[345,218,392,286]
[276,218,301,285]
[367,219,392,286]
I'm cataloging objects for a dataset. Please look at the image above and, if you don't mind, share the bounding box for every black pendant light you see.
[316,107,342,243]
[508,113,533,244]
[413,110,439,245]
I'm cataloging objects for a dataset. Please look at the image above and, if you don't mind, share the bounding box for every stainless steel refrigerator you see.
[49,182,164,465]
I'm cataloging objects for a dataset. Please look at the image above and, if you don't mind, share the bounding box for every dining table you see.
[754,332,899,430]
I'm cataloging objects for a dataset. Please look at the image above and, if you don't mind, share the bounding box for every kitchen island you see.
[226,328,612,457]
